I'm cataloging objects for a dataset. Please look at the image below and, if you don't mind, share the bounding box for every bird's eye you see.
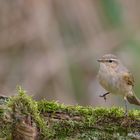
[109,60,113,63]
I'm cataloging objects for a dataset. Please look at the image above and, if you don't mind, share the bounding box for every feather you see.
[123,72,134,86]
[126,93,140,106]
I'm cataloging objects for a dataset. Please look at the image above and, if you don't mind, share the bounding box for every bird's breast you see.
[98,69,122,95]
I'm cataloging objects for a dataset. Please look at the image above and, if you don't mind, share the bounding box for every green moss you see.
[0,104,12,139]
[7,86,51,138]
[38,100,140,139]
[129,109,140,118]
[0,87,140,139]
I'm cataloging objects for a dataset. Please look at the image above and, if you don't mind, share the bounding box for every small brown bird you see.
[97,54,140,115]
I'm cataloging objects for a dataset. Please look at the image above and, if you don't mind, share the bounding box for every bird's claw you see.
[99,94,107,101]
[99,92,110,102]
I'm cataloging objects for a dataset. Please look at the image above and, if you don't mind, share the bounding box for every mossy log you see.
[0,87,140,140]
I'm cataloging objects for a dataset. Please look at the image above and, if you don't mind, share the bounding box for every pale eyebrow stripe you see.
[110,58,117,61]
[104,58,117,62]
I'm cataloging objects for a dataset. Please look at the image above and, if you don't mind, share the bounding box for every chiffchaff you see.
[97,54,140,115]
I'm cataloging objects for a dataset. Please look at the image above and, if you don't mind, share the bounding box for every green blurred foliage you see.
[100,0,122,27]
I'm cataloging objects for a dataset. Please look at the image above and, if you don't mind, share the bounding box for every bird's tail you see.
[126,92,140,106]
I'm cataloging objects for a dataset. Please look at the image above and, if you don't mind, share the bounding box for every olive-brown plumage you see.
[97,54,140,114]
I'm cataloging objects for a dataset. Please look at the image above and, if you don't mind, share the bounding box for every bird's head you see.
[97,54,120,70]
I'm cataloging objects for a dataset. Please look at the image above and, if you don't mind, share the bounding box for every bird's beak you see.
[97,59,103,62]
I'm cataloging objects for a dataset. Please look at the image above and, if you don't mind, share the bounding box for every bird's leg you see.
[99,92,110,101]
[124,97,128,116]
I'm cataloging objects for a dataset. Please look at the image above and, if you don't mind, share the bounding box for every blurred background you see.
[0,0,140,109]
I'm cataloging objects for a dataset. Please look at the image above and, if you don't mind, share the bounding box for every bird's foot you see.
[99,92,110,102]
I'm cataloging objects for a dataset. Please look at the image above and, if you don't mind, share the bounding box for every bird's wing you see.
[123,72,140,106]
[123,72,134,86]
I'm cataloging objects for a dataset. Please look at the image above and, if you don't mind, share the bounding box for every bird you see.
[97,54,140,115]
